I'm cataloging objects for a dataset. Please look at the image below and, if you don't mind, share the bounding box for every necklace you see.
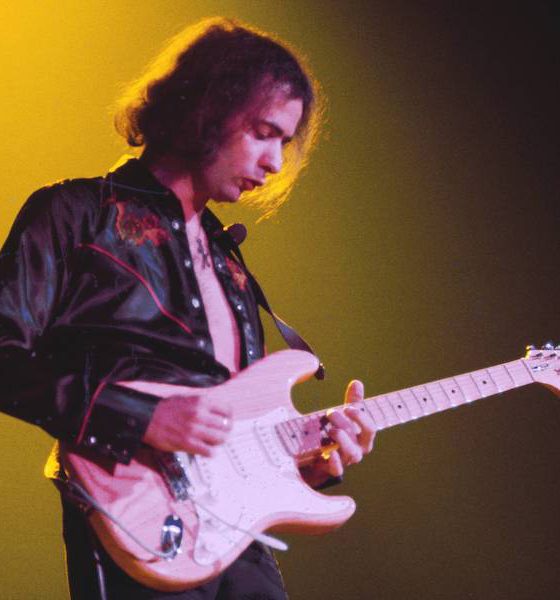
[187,216,211,269]
[196,237,211,269]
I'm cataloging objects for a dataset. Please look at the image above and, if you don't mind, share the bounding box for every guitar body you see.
[62,350,356,592]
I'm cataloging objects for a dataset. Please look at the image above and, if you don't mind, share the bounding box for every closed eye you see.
[254,121,293,146]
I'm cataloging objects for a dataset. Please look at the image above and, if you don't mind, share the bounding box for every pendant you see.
[196,238,211,269]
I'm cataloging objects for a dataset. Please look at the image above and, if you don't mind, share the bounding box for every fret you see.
[299,415,313,432]
[490,364,521,392]
[363,399,387,430]
[386,392,412,423]
[486,365,510,392]
[275,413,331,460]
[440,377,467,408]
[470,369,499,397]
[276,420,299,455]
[454,374,480,402]
[426,382,450,411]
[351,402,373,428]
[407,386,430,416]
[505,359,533,386]
[300,416,318,452]
[286,419,304,451]
[376,395,400,427]
[398,389,423,420]
[484,368,502,393]
[410,385,439,415]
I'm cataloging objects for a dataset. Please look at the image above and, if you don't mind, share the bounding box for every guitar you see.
[61,345,560,592]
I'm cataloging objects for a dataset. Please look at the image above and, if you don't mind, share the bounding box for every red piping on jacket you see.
[75,242,193,442]
[81,243,193,335]
[76,378,108,445]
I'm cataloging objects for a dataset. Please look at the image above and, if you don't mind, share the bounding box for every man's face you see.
[195,91,304,203]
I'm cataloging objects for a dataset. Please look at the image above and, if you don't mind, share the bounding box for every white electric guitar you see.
[61,345,560,591]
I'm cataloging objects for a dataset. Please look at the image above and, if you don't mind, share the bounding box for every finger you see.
[172,396,233,428]
[184,438,216,458]
[330,428,363,466]
[173,394,233,419]
[325,450,344,477]
[328,409,360,440]
[169,400,232,435]
[344,405,376,454]
[196,410,233,432]
[344,379,364,405]
[161,428,217,456]
[208,398,233,419]
[187,422,229,446]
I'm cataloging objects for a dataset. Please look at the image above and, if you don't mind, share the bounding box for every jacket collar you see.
[107,157,171,197]
[106,157,241,244]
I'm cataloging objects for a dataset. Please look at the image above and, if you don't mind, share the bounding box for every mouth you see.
[240,178,263,192]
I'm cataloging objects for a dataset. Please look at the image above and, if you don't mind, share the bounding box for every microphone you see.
[214,223,247,246]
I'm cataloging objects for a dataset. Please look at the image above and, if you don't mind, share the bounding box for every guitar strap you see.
[215,224,325,380]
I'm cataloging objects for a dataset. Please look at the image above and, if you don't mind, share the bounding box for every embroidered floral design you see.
[115,201,170,246]
[225,257,248,291]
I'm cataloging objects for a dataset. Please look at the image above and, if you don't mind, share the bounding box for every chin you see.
[213,186,242,203]
[213,194,239,204]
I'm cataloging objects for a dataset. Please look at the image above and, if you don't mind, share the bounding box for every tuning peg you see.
[526,344,536,351]
[544,341,555,350]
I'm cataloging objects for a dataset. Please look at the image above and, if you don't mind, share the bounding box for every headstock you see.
[523,343,560,394]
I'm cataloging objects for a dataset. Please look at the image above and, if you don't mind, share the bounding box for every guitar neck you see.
[275,357,536,461]
[356,357,534,431]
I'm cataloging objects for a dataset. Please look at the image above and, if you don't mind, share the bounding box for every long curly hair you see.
[114,17,323,217]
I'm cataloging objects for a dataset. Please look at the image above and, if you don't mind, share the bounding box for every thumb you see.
[344,379,364,404]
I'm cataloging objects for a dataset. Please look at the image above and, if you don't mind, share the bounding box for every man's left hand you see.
[299,379,376,488]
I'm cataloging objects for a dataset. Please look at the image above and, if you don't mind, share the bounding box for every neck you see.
[276,356,535,464]
[145,153,208,220]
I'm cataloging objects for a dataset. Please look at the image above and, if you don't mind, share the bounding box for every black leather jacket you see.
[0,159,264,464]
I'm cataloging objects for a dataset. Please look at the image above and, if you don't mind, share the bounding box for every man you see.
[0,18,375,599]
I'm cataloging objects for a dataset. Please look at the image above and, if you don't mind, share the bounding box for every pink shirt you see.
[185,215,241,374]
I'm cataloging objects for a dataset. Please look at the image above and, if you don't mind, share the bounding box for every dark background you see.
[1,2,559,598]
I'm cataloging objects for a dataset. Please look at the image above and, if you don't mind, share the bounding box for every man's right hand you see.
[142,394,233,456]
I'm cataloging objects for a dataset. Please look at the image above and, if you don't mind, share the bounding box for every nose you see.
[260,141,283,175]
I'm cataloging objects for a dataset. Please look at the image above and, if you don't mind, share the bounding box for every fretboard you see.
[275,358,535,460]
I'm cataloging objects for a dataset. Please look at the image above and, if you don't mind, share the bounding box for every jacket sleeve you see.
[0,182,159,464]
